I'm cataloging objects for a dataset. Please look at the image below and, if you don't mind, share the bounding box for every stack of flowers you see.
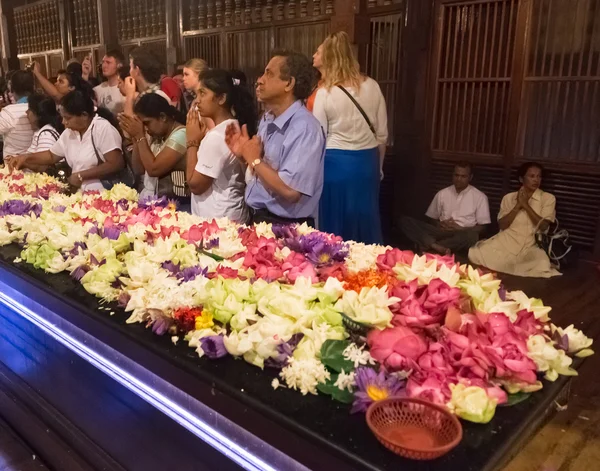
[0,167,593,424]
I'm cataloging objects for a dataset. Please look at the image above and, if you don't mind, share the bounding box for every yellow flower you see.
[366,385,389,402]
[195,311,214,330]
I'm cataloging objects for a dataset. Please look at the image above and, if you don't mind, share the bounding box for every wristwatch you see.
[251,158,262,169]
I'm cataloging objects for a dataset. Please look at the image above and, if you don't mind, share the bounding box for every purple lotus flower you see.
[272,224,298,240]
[116,199,129,211]
[0,200,42,217]
[71,264,90,281]
[200,335,228,359]
[265,333,304,369]
[144,308,173,336]
[161,260,181,276]
[205,237,220,249]
[351,367,406,414]
[553,329,569,351]
[68,241,87,257]
[177,265,208,282]
[283,232,349,266]
[498,285,507,301]
[117,292,131,308]
[102,225,123,240]
[90,254,101,265]
[53,205,66,213]
[87,225,99,235]
[138,195,169,209]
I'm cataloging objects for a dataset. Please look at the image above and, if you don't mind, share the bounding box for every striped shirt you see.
[0,103,35,156]
[27,124,60,154]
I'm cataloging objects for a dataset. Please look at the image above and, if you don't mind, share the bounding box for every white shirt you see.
[27,124,60,153]
[426,185,491,228]
[50,115,122,192]
[191,119,248,223]
[94,82,125,115]
[312,77,388,150]
[0,102,35,156]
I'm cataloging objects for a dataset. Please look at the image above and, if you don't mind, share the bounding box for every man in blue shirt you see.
[225,50,325,226]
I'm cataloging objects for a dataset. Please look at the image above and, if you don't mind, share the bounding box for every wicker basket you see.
[366,397,462,460]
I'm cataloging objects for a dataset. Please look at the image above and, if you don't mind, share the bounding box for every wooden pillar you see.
[329,0,370,58]
[165,0,177,75]
[97,0,119,55]
[0,0,19,72]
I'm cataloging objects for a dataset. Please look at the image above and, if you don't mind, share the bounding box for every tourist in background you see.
[181,58,208,104]
[94,50,126,116]
[25,93,64,153]
[124,46,171,115]
[0,70,35,158]
[399,162,490,255]
[118,93,188,207]
[312,31,388,244]
[186,69,256,223]
[9,90,124,192]
[469,162,560,278]
[225,50,325,226]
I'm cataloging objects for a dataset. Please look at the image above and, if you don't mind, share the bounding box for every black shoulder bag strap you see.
[337,85,376,136]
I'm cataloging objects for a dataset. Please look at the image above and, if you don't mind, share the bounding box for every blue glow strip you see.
[0,291,279,471]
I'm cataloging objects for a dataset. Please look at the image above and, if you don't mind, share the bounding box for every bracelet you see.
[186,140,200,149]
[77,173,83,183]
[134,136,145,144]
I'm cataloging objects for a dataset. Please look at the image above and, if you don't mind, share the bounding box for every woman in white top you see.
[312,32,388,244]
[9,90,124,192]
[118,93,189,208]
[25,94,63,153]
[185,69,257,223]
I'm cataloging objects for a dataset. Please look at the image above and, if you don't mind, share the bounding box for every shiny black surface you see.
[0,243,575,471]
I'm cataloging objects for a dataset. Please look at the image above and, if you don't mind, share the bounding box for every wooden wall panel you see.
[183,34,222,68]
[227,28,271,86]
[516,0,600,165]
[431,0,518,160]
[275,22,330,59]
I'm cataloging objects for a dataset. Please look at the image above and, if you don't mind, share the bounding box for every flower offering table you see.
[0,245,577,471]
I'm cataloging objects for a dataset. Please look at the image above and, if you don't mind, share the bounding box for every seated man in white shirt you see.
[400,162,490,255]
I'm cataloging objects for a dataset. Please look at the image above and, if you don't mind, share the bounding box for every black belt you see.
[250,208,315,227]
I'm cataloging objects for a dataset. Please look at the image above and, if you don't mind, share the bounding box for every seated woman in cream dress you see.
[469,162,560,278]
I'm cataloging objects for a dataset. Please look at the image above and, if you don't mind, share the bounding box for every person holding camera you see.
[94,51,126,116]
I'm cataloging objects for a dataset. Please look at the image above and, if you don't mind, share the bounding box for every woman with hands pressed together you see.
[118,93,188,206]
[469,162,560,278]
[8,90,124,192]
[185,69,256,223]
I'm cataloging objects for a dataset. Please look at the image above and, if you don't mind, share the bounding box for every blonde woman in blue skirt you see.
[312,31,388,244]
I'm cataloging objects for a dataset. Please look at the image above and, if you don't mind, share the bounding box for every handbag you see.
[337,85,377,136]
[91,124,136,190]
[535,217,572,269]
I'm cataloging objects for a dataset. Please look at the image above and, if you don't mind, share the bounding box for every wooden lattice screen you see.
[429,0,600,256]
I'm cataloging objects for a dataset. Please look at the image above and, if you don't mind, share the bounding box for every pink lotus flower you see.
[391,279,461,328]
[376,248,415,272]
[484,331,538,384]
[317,262,347,282]
[181,220,220,243]
[418,341,455,376]
[425,252,457,268]
[208,266,240,280]
[243,237,284,281]
[513,309,544,336]
[282,252,318,283]
[407,370,453,405]
[368,326,428,372]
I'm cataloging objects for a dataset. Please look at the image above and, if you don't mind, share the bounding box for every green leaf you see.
[320,339,353,373]
[500,392,531,407]
[198,249,225,261]
[317,375,355,404]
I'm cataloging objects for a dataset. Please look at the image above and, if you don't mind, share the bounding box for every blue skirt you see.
[318,147,382,244]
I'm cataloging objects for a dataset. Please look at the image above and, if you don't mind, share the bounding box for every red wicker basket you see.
[366,397,462,460]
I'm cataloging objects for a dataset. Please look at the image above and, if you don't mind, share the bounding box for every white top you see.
[312,77,388,150]
[426,185,491,228]
[50,115,122,192]
[94,82,125,115]
[191,119,248,223]
[27,124,60,153]
[0,102,35,156]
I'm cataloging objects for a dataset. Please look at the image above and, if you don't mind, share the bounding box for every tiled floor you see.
[0,417,47,471]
